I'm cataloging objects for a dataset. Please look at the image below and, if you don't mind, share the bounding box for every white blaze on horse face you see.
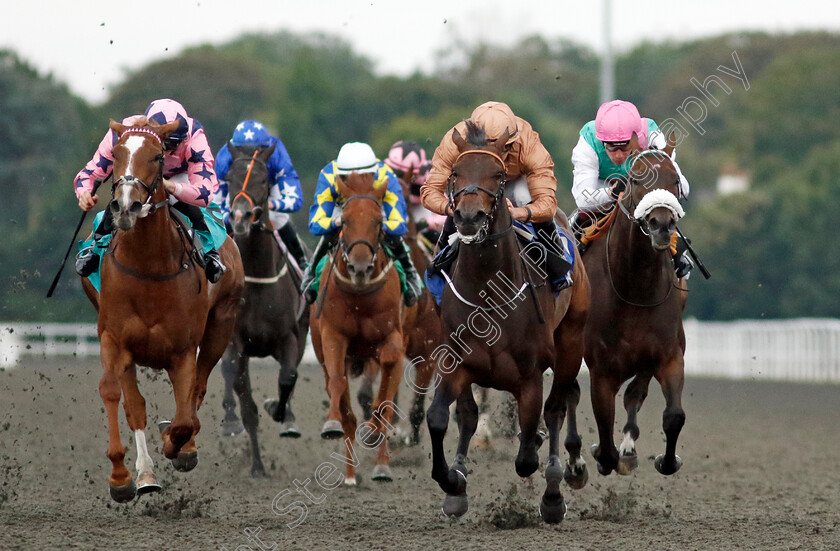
[117,135,148,210]
[134,429,155,476]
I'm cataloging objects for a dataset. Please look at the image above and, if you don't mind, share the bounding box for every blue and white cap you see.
[231,120,271,146]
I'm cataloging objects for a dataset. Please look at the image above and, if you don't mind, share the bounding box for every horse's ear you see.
[629,132,641,154]
[335,173,352,198]
[493,128,512,155]
[228,143,242,158]
[109,119,127,136]
[259,143,276,161]
[156,120,181,142]
[451,126,468,152]
[662,131,677,157]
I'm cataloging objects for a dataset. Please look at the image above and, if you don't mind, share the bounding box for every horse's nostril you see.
[346,263,355,274]
[365,264,374,274]
[109,200,120,213]
[129,202,142,214]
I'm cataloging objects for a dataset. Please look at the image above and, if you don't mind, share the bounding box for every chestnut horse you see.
[81,119,244,502]
[219,143,309,477]
[355,167,441,446]
[309,172,417,485]
[426,121,590,523]
[585,134,688,478]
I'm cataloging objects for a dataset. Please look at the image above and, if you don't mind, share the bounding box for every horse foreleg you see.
[119,364,161,495]
[453,388,478,474]
[232,355,266,478]
[195,306,238,413]
[514,375,543,479]
[320,326,349,440]
[407,357,436,446]
[162,352,198,466]
[369,333,406,481]
[99,337,135,502]
[617,373,652,475]
[427,368,471,516]
[654,356,686,475]
[220,344,245,436]
[273,334,301,432]
[590,369,622,475]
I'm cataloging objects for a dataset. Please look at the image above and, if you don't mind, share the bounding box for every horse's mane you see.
[463,119,488,148]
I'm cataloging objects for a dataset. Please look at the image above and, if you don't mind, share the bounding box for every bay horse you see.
[426,121,590,523]
[81,119,244,502]
[584,133,688,478]
[219,143,309,477]
[355,166,441,446]
[309,171,417,485]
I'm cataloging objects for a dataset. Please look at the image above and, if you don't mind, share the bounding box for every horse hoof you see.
[157,420,171,435]
[344,476,357,486]
[442,492,469,517]
[251,465,268,479]
[371,464,393,482]
[171,451,199,472]
[539,496,567,524]
[564,462,589,490]
[617,453,639,476]
[136,472,162,495]
[220,418,245,437]
[109,480,137,503]
[654,454,683,475]
[320,420,344,439]
[279,422,302,438]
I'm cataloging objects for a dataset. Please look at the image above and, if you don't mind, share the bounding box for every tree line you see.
[2,30,839,321]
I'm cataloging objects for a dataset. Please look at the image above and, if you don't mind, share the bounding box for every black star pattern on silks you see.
[189,148,206,164]
[196,186,211,205]
[196,164,214,181]
[96,155,113,170]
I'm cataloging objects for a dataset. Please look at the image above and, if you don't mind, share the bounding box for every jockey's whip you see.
[46,177,107,298]
[676,226,711,280]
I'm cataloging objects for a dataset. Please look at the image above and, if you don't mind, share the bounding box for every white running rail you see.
[2,319,838,382]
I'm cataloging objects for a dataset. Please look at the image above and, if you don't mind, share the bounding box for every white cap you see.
[335,142,378,175]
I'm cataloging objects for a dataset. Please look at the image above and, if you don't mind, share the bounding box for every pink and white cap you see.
[595,100,642,143]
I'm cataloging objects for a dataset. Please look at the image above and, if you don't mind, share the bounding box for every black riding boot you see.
[300,232,339,304]
[277,223,309,270]
[673,235,694,279]
[383,233,423,307]
[75,209,115,277]
[532,220,573,292]
[426,216,459,277]
[173,202,226,283]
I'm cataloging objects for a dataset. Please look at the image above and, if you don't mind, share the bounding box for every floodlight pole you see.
[599,0,615,104]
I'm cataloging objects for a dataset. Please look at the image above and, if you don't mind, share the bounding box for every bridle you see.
[338,194,383,263]
[446,149,507,244]
[616,149,682,236]
[111,129,168,213]
[231,150,269,225]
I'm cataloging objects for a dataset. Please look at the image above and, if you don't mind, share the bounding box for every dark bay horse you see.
[81,119,244,502]
[426,121,590,523]
[584,133,688,478]
[309,172,417,485]
[219,143,309,477]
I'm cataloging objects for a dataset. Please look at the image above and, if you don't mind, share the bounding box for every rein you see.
[232,151,267,224]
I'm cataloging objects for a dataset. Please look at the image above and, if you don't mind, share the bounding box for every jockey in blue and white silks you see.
[213,120,308,271]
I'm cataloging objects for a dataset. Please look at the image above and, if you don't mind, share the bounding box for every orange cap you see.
[470,101,518,144]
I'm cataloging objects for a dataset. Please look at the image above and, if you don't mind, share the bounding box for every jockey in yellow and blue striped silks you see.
[301,142,423,307]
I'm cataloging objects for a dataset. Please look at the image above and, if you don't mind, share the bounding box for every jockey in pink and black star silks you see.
[384,140,446,241]
[73,98,227,283]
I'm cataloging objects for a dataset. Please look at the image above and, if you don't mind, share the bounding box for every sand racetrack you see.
[0,355,838,550]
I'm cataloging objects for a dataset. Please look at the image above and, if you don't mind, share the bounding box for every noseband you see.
[446,149,507,244]
[339,194,383,262]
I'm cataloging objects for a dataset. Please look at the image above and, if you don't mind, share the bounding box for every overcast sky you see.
[5,0,838,104]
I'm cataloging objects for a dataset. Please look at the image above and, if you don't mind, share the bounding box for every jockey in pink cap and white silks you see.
[73,99,227,283]
[570,99,693,277]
